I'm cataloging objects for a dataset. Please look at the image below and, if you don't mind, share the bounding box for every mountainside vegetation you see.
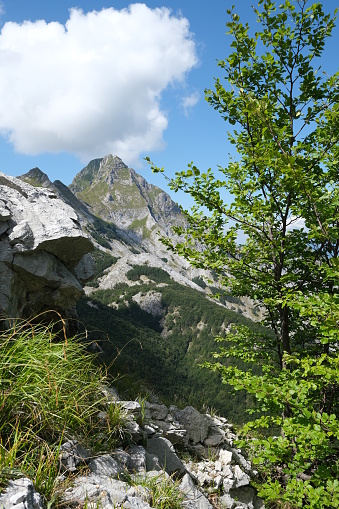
[77,263,269,423]
[148,0,339,507]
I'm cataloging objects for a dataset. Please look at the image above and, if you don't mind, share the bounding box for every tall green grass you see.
[0,319,127,505]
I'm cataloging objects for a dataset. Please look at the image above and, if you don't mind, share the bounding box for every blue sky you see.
[0,0,338,207]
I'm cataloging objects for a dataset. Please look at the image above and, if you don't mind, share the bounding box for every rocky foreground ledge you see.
[0,389,264,509]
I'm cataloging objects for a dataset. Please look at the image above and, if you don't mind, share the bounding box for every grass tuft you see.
[0,318,127,505]
[124,471,185,509]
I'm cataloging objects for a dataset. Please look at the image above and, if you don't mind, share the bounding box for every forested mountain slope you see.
[77,264,267,423]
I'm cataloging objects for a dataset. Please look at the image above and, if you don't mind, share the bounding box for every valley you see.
[20,154,266,423]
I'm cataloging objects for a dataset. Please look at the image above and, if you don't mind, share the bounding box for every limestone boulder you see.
[174,406,211,445]
[179,473,213,509]
[59,439,91,472]
[0,173,93,327]
[146,437,186,477]
[0,477,44,509]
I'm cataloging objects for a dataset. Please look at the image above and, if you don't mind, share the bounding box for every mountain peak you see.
[69,154,182,242]
[101,154,127,169]
[69,154,130,194]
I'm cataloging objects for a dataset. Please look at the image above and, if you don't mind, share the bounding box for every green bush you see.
[127,472,184,509]
[88,248,119,282]
[192,276,207,289]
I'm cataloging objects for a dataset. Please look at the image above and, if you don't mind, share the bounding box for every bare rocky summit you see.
[69,155,183,239]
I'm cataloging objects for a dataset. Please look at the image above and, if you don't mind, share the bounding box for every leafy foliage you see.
[147,1,339,507]
[126,265,171,283]
[128,472,185,509]
[86,217,119,248]
[192,276,207,289]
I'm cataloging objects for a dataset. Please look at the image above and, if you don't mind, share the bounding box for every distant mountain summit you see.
[69,155,183,240]
[19,167,53,188]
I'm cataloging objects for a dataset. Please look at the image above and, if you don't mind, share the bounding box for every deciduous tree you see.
[147,1,339,506]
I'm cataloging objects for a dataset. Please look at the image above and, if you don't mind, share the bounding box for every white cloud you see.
[181,91,199,116]
[0,4,197,164]
[286,216,306,231]
[0,3,4,16]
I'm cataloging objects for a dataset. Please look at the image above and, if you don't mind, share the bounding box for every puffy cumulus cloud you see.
[0,4,197,163]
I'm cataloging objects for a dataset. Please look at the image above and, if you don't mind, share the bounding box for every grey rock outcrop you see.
[1,393,264,509]
[146,437,186,476]
[59,440,92,472]
[174,406,211,444]
[180,474,213,509]
[0,477,44,509]
[0,173,93,327]
[58,397,263,509]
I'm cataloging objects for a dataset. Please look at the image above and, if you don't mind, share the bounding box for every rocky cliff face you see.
[0,173,93,328]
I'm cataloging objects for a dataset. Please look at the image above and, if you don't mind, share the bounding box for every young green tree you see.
[148,1,339,507]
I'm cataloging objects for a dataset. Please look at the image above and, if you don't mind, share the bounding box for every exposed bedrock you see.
[0,173,93,329]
